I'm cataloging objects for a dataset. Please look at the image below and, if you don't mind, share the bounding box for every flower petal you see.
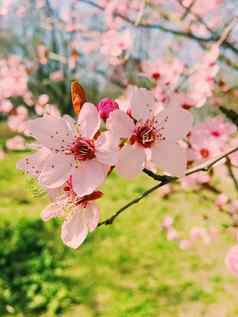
[106,109,134,139]
[16,148,50,178]
[61,209,88,249]
[155,106,193,142]
[116,144,145,179]
[85,202,100,232]
[95,132,118,165]
[39,152,73,188]
[72,159,107,197]
[41,200,65,221]
[63,114,77,137]
[26,116,74,150]
[151,141,186,177]
[78,102,100,139]
[130,87,156,121]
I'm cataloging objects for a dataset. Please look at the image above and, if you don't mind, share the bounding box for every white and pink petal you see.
[78,103,100,139]
[61,209,88,249]
[115,144,146,179]
[155,106,193,142]
[39,152,73,188]
[71,159,107,197]
[85,203,100,232]
[26,116,74,151]
[130,87,156,121]
[106,109,134,139]
[151,141,187,177]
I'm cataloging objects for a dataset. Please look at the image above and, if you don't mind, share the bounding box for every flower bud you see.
[96,98,119,121]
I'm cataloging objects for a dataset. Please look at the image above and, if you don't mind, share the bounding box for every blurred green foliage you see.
[0,219,78,316]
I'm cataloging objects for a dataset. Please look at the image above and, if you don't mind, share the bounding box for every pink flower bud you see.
[161,216,173,229]
[215,193,228,208]
[225,245,238,276]
[96,98,119,121]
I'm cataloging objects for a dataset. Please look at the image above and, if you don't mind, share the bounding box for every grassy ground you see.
[1,127,238,316]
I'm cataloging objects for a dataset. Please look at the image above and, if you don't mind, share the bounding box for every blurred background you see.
[1,0,238,316]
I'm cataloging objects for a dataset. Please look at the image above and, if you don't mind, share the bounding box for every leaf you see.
[220,106,238,127]
[71,80,87,115]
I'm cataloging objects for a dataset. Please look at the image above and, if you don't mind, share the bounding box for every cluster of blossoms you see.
[17,85,192,248]
[0,55,60,153]
[2,0,238,279]
[0,55,29,107]
[161,216,219,250]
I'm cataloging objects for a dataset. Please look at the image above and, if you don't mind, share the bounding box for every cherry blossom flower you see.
[17,103,118,196]
[141,58,184,87]
[107,87,193,178]
[41,177,102,249]
[0,100,13,113]
[6,135,26,151]
[181,172,210,189]
[188,116,236,164]
[101,29,132,65]
[226,245,238,276]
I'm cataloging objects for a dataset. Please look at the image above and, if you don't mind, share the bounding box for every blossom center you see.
[200,148,209,159]
[211,130,221,137]
[70,137,95,161]
[152,72,161,80]
[130,121,158,148]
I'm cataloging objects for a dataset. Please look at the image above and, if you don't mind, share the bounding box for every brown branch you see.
[226,158,238,192]
[78,0,238,55]
[98,146,238,227]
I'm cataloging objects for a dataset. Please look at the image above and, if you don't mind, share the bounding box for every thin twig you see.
[78,0,238,55]
[226,158,238,192]
[98,146,238,227]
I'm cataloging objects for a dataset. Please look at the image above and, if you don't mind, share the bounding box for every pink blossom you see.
[6,136,26,151]
[0,100,13,113]
[215,193,229,208]
[181,172,210,189]
[188,116,236,164]
[96,98,119,121]
[17,103,118,196]
[42,178,102,249]
[38,94,49,106]
[107,87,193,178]
[0,55,29,101]
[101,30,132,64]
[141,58,184,87]
[188,45,220,107]
[190,227,211,244]
[226,245,238,276]
[161,216,173,229]
[182,0,223,15]
[228,200,238,215]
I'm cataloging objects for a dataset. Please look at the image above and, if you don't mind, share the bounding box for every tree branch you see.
[78,0,238,55]
[98,145,238,227]
[226,158,238,192]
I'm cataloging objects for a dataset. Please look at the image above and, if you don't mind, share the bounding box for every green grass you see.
[1,126,238,316]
